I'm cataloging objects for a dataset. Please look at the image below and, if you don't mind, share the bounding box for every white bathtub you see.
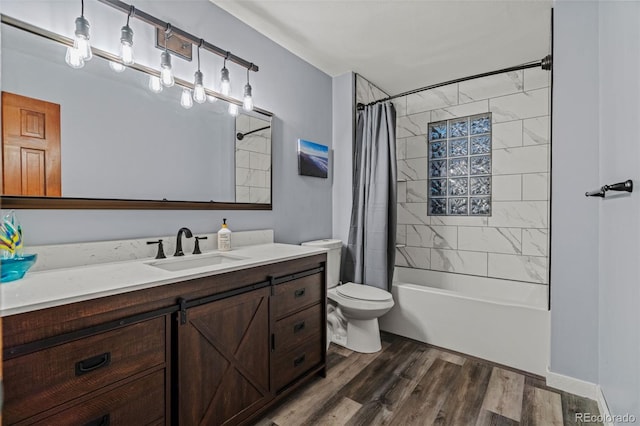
[379,267,550,375]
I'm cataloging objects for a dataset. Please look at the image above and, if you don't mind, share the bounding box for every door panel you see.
[178,288,271,426]
[2,92,61,196]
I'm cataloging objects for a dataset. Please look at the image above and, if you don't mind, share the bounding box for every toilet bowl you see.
[328,282,394,353]
[301,239,394,354]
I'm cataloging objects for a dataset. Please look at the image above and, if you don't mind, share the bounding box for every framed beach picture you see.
[297,139,329,178]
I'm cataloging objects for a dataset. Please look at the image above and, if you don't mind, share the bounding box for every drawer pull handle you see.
[84,414,110,426]
[293,321,306,333]
[294,288,306,298]
[294,354,306,367]
[75,352,111,376]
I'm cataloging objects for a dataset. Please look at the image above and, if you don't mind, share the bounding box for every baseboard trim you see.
[596,385,614,426]
[545,369,598,399]
[545,370,614,425]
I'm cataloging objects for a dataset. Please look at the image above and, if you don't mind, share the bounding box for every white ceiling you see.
[211,0,552,95]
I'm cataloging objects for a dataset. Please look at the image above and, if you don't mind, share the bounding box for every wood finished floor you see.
[255,333,602,426]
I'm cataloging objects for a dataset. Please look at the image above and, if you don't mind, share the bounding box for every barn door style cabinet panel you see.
[2,253,327,426]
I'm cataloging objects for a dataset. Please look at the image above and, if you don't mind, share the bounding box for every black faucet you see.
[174,227,193,256]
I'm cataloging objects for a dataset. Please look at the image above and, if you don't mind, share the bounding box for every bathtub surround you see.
[343,102,397,291]
[1,0,332,246]
[392,68,551,285]
[381,267,549,375]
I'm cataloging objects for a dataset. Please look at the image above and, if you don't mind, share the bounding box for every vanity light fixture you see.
[148,75,163,93]
[119,6,135,66]
[243,66,254,111]
[193,40,206,104]
[220,54,231,96]
[181,88,193,109]
[160,25,175,87]
[62,0,263,109]
[65,0,92,69]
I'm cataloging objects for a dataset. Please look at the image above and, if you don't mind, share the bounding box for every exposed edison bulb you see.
[193,86,206,104]
[181,88,193,109]
[120,24,134,65]
[161,68,174,87]
[243,83,253,111]
[193,71,206,104]
[75,37,92,61]
[109,61,125,73]
[207,95,218,103]
[148,75,163,93]
[65,46,84,69]
[243,95,253,112]
[220,66,230,96]
[160,51,174,87]
[74,16,92,61]
[228,102,239,116]
[120,44,134,65]
[65,14,90,68]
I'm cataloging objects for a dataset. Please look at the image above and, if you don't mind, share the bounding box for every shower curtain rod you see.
[357,55,552,109]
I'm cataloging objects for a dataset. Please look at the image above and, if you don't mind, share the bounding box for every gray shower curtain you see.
[342,102,397,291]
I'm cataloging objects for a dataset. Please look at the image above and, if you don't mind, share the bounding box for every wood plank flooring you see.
[255,333,602,426]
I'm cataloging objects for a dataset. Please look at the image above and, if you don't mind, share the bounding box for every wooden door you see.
[178,288,271,425]
[1,92,61,196]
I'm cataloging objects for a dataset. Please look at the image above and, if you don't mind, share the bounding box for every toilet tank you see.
[301,239,342,288]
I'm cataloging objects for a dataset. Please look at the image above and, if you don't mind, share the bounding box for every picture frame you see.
[297,139,329,178]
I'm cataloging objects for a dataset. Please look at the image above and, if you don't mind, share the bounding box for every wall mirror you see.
[0,16,272,210]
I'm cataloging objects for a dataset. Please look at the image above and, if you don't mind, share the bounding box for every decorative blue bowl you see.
[1,254,37,283]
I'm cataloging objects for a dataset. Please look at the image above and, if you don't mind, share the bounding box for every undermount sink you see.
[147,253,247,272]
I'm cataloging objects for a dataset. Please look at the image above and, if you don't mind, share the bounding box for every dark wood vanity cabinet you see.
[2,253,326,426]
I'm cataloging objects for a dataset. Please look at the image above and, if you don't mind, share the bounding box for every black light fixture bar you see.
[0,14,273,117]
[96,0,259,72]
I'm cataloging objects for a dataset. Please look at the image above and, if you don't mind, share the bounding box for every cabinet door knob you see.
[294,288,306,298]
[75,352,111,376]
[83,413,110,426]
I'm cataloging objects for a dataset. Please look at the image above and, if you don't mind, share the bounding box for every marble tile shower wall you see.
[393,69,551,284]
[235,114,272,203]
[355,73,389,105]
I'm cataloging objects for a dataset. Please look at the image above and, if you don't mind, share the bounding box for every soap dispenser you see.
[217,218,232,252]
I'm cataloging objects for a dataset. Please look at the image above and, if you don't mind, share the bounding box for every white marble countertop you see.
[0,243,327,317]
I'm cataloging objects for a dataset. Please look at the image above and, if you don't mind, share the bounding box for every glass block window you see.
[428,113,492,216]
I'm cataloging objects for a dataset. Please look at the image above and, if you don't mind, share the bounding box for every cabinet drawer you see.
[274,304,322,354]
[273,273,323,319]
[273,333,323,391]
[4,316,166,424]
[24,370,165,426]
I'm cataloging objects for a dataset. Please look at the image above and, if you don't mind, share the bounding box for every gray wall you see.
[597,1,640,419]
[552,1,640,419]
[331,72,354,246]
[1,0,332,245]
[550,1,600,384]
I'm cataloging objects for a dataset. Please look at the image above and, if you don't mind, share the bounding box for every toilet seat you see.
[337,282,393,302]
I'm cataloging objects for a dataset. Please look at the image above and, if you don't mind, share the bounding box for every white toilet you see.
[301,239,394,353]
